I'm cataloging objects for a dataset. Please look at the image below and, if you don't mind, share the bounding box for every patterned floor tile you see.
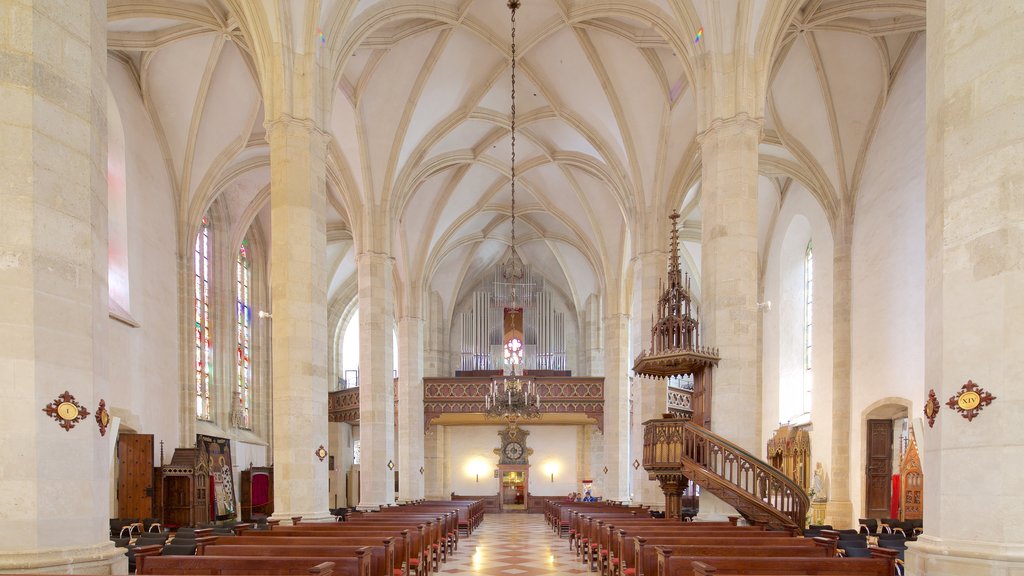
[439,513,587,575]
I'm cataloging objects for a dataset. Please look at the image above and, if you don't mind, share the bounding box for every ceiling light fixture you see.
[484,0,540,438]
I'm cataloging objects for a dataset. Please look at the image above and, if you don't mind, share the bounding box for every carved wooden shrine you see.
[767,426,811,492]
[900,431,923,521]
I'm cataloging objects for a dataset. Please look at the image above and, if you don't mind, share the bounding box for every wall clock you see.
[503,441,524,461]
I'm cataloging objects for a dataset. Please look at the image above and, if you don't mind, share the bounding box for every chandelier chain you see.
[509,0,518,250]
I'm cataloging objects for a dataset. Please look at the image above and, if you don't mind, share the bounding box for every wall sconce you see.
[543,461,559,483]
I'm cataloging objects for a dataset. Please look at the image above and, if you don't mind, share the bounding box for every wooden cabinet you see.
[239,467,273,521]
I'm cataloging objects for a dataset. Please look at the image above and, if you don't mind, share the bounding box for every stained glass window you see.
[235,240,252,429]
[195,217,212,420]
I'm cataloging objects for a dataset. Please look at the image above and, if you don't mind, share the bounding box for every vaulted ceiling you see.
[106,0,924,326]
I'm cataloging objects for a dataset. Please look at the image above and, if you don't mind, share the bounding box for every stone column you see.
[328,422,353,508]
[357,252,395,509]
[397,316,425,502]
[907,2,1024,573]
[585,296,603,374]
[697,114,761,519]
[630,250,669,509]
[266,117,331,522]
[602,313,631,501]
[424,425,446,499]
[826,220,853,527]
[698,114,762,450]
[0,0,123,572]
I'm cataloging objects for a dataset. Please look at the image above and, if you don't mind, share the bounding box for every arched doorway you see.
[862,400,910,519]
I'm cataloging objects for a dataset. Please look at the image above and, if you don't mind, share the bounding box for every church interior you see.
[1,0,1021,575]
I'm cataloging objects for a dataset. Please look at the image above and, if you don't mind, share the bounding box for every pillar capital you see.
[264,114,330,143]
[697,112,763,146]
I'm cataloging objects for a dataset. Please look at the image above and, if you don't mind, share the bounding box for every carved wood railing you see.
[328,376,605,430]
[643,416,809,531]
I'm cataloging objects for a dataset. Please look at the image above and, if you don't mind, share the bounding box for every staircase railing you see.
[643,417,809,529]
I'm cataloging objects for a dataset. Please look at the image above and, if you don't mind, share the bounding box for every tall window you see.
[803,241,814,410]
[804,241,813,370]
[194,217,212,420]
[235,240,252,429]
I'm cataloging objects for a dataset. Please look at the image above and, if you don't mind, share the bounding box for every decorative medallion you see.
[315,445,328,461]
[924,389,939,428]
[42,391,89,431]
[95,399,110,436]
[632,459,641,470]
[602,466,608,474]
[387,460,395,470]
[946,380,995,422]
[419,466,425,475]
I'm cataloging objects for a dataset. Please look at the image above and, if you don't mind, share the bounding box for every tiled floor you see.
[440,513,589,575]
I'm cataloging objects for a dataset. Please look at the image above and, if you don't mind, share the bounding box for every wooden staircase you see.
[643,417,809,532]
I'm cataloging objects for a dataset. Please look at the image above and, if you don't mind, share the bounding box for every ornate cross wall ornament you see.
[946,380,996,421]
[42,391,89,431]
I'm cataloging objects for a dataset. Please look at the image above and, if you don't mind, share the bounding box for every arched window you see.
[194,217,212,420]
[235,240,252,429]
[107,88,131,316]
[803,241,814,408]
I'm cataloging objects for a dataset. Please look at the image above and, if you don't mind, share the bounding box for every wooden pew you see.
[201,544,392,576]
[657,546,898,576]
[201,534,415,576]
[137,555,348,575]
[264,524,431,571]
[602,528,785,575]
[613,534,826,576]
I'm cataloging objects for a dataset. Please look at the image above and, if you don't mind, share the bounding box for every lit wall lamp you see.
[543,461,559,483]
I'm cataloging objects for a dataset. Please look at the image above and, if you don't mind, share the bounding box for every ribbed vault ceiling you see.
[106,0,924,325]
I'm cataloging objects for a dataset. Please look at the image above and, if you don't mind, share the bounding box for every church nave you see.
[440,514,585,576]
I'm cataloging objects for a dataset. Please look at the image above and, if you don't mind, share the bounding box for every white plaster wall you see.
[105,59,181,454]
[524,425,580,497]
[761,184,835,472]
[448,425,503,496]
[445,424,580,497]
[849,40,926,520]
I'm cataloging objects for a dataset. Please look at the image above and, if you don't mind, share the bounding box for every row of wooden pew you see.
[135,499,485,576]
[544,501,899,576]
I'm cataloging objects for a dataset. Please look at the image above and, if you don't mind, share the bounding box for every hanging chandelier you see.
[484,0,540,436]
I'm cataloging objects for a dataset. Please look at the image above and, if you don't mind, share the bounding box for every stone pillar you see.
[357,252,395,509]
[267,117,331,522]
[397,316,425,502]
[697,114,761,519]
[630,249,669,509]
[698,114,762,450]
[826,220,853,527]
[602,313,631,501]
[0,0,123,572]
[585,296,603,375]
[424,291,445,377]
[424,425,446,499]
[907,2,1024,573]
[328,422,353,508]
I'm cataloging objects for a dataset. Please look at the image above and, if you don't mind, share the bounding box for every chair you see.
[143,517,163,533]
[858,518,878,534]
[110,537,130,548]
[161,543,197,556]
[841,545,872,558]
[135,532,170,546]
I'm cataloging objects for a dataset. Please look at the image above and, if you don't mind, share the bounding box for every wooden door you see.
[865,419,893,518]
[117,433,154,518]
